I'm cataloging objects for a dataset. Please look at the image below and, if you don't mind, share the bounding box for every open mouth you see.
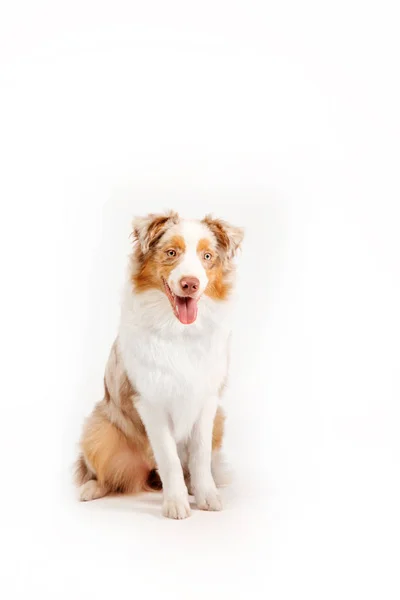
[162,278,198,325]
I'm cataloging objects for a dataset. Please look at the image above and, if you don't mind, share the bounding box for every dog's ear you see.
[132,211,179,254]
[202,215,244,259]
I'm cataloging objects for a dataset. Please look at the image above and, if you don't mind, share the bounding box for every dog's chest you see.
[120,327,229,438]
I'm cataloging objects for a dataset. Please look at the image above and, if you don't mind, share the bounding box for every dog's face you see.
[132,212,243,325]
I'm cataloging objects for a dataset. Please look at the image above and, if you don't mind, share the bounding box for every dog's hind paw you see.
[79,480,108,502]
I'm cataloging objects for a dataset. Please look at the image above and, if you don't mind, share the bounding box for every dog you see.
[75,211,244,519]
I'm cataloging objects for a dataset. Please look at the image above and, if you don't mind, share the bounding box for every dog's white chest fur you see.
[119,287,231,442]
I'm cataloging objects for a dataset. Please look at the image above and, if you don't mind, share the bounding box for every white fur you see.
[118,219,233,518]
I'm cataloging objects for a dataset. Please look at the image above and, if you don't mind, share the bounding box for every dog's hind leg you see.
[74,453,110,501]
[210,406,231,487]
[76,409,151,501]
[211,450,232,488]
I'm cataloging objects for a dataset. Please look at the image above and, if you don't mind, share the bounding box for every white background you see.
[1,1,399,598]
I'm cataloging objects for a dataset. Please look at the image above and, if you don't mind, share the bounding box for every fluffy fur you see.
[75,211,243,519]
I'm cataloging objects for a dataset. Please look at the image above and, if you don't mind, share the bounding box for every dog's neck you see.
[119,279,234,339]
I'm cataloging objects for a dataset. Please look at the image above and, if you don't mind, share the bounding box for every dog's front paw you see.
[195,486,223,512]
[163,495,191,520]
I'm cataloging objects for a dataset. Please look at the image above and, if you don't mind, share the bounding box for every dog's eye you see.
[167,249,176,257]
[204,252,212,261]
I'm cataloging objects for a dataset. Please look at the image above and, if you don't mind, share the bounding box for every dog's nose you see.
[179,277,200,295]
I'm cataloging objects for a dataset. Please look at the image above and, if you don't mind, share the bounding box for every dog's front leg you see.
[189,396,222,511]
[138,403,191,519]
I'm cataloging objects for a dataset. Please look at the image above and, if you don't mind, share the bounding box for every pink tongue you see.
[175,297,198,324]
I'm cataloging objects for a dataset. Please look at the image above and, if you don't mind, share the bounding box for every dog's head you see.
[131,211,243,325]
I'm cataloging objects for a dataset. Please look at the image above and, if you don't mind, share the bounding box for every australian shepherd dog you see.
[75,211,244,519]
